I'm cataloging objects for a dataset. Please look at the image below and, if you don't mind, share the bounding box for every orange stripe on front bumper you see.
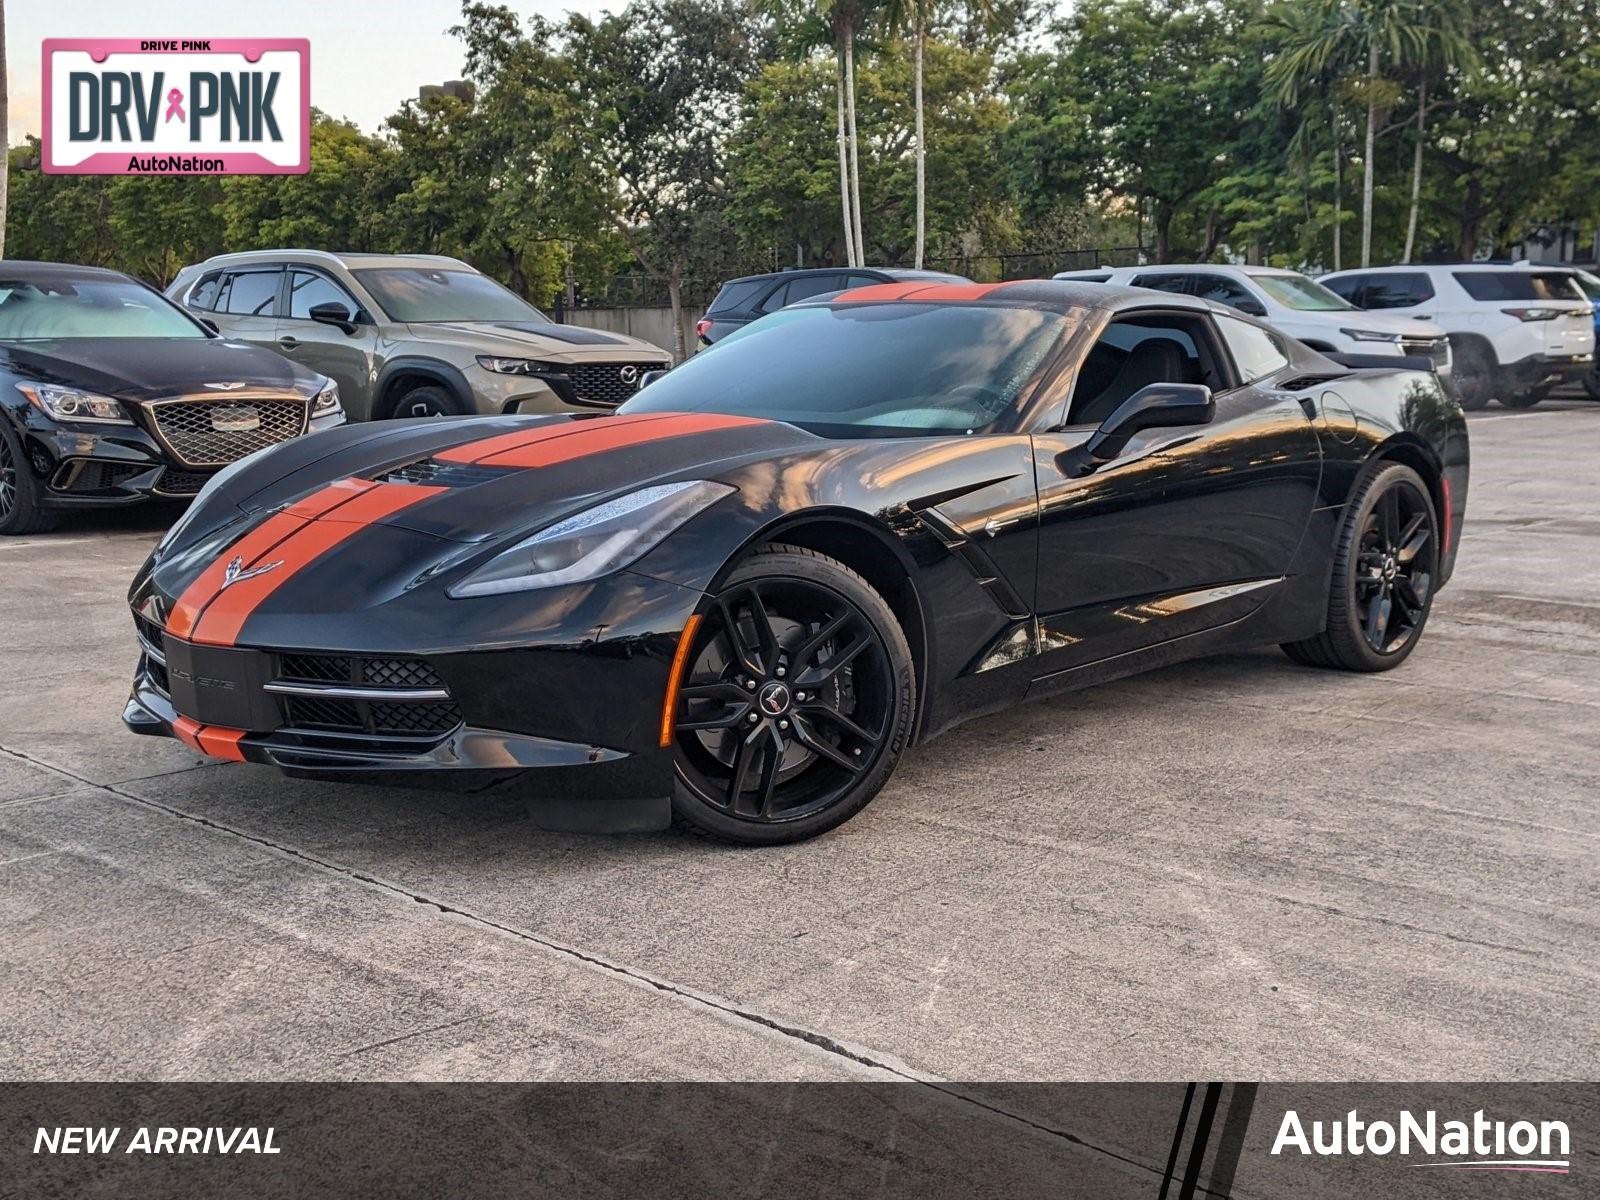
[188,482,444,647]
[172,715,246,762]
[172,716,206,753]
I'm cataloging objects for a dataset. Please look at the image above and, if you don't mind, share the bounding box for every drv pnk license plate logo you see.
[42,39,309,175]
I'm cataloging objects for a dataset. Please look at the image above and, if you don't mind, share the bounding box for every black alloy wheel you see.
[392,384,470,419]
[1282,462,1440,672]
[0,418,55,536]
[670,545,914,844]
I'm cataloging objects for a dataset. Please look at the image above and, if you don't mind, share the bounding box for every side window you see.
[187,271,222,310]
[1321,275,1366,304]
[219,270,282,317]
[287,270,359,320]
[758,281,792,313]
[782,274,845,304]
[1190,274,1259,311]
[1360,273,1434,309]
[1130,272,1192,295]
[1216,315,1290,383]
[1068,317,1209,426]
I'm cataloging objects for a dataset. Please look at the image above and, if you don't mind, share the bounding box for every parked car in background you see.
[1053,264,1450,376]
[1319,264,1594,409]
[1565,267,1600,399]
[0,261,343,535]
[695,266,970,345]
[167,251,671,421]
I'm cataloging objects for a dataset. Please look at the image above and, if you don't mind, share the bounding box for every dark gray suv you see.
[696,267,970,345]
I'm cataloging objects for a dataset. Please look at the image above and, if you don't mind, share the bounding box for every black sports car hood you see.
[184,411,819,551]
[0,337,323,400]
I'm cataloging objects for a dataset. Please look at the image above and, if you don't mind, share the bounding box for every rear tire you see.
[669,545,915,845]
[1499,389,1542,409]
[0,420,57,536]
[1450,342,1494,411]
[1584,367,1600,401]
[1281,462,1439,673]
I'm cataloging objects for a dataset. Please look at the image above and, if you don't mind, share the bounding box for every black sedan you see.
[124,279,1468,844]
[0,262,344,535]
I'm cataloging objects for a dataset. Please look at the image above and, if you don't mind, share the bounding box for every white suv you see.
[1319,264,1595,409]
[1053,264,1450,374]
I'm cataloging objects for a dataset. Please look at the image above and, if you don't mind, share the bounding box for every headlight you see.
[1340,328,1403,343]
[312,380,342,414]
[1500,307,1562,322]
[16,382,132,424]
[476,355,558,376]
[447,480,734,597]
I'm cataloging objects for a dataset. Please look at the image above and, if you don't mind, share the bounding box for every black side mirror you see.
[198,317,220,334]
[637,368,670,388]
[1064,383,1214,476]
[308,301,357,335]
[1233,297,1267,317]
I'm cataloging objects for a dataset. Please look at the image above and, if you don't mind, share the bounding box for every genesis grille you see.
[566,361,668,407]
[148,397,309,468]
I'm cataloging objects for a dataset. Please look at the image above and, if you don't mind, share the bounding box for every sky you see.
[5,0,612,143]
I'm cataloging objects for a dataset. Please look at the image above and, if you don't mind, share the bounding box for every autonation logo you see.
[1272,1108,1571,1174]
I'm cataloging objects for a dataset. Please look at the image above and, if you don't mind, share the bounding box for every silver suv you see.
[166,251,672,420]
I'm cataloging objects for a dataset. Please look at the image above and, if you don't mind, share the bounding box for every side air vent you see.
[1278,373,1348,391]
[379,459,511,487]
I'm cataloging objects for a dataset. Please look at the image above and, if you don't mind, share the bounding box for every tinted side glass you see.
[220,270,281,317]
[1131,273,1192,295]
[1190,274,1258,310]
[188,271,222,310]
[1359,273,1435,308]
[758,282,793,312]
[1216,315,1290,383]
[1321,275,1365,303]
[783,274,845,304]
[288,270,357,319]
[708,278,766,314]
[1453,271,1581,302]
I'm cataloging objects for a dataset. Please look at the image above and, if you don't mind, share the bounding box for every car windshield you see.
[1570,270,1600,301]
[618,303,1068,437]
[1254,273,1354,311]
[0,276,207,341]
[353,267,551,324]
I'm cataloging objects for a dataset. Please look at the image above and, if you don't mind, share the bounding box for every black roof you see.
[0,260,137,283]
[721,266,969,286]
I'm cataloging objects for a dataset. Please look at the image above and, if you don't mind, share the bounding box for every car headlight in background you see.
[1340,328,1403,343]
[16,382,132,424]
[448,480,735,597]
[1500,307,1564,322]
[477,355,558,376]
[312,380,342,415]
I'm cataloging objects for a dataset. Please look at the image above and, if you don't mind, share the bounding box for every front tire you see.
[1499,389,1542,409]
[0,419,57,536]
[669,545,915,844]
[388,384,471,419]
[1450,341,1494,411]
[1281,463,1440,672]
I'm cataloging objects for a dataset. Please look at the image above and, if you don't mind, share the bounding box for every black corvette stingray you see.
[126,279,1469,843]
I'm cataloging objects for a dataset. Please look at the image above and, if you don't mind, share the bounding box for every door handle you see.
[277,336,300,350]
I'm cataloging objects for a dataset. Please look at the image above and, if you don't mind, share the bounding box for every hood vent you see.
[378,458,513,488]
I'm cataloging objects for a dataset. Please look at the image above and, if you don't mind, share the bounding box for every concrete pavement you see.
[2,398,1597,1084]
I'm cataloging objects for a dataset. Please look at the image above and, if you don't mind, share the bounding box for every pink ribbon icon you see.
[164,88,185,123]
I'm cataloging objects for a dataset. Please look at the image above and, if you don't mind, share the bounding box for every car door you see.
[1028,307,1322,682]
[208,266,284,351]
[279,267,381,418]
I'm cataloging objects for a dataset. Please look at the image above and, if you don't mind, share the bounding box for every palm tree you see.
[1268,0,1432,267]
[1399,0,1476,262]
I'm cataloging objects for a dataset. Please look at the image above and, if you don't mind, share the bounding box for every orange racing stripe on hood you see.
[187,482,445,647]
[434,413,683,465]
[475,412,767,469]
[832,280,1015,303]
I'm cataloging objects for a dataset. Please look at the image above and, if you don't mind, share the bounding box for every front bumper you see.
[1502,351,1594,390]
[121,567,703,832]
[10,407,345,509]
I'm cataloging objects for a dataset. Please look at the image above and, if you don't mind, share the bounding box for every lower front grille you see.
[154,468,212,496]
[282,694,462,737]
[147,396,309,468]
[52,459,146,493]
